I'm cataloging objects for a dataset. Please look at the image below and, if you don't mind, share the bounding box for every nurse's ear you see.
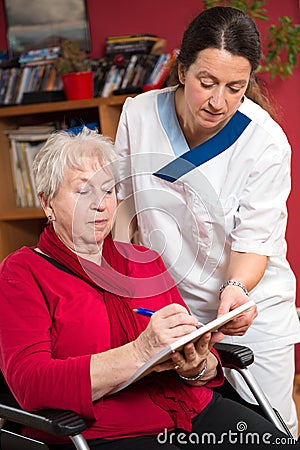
[178,62,186,85]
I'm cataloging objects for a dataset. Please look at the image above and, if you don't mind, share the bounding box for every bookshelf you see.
[0,95,131,261]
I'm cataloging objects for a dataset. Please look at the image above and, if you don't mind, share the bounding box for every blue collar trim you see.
[154,110,251,182]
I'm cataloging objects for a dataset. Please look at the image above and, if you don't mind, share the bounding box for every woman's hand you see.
[157,332,222,385]
[91,304,200,400]
[133,303,199,363]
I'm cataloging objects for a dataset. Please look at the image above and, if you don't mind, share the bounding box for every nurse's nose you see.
[208,88,225,110]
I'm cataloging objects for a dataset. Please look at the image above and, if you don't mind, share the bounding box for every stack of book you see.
[105,34,160,56]
[6,125,55,207]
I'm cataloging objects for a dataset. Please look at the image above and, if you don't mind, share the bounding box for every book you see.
[108,300,255,394]
[15,66,31,104]
[23,140,45,207]
[105,34,159,55]
[3,67,20,105]
[9,138,25,207]
[17,141,35,207]
[147,49,179,89]
[19,47,60,64]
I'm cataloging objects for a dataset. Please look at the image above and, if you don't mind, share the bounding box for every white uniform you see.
[115,86,300,436]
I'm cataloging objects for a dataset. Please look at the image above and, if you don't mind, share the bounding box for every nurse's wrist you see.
[219,280,249,297]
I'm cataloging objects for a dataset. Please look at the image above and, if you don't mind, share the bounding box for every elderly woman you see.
[0,128,297,449]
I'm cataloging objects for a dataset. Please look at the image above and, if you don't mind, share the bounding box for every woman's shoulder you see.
[0,247,36,277]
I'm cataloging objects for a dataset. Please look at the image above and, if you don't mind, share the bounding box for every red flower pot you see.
[61,72,94,100]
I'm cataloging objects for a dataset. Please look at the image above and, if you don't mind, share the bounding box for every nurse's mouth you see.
[204,109,223,117]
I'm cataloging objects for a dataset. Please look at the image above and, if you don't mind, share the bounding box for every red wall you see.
[0,0,300,304]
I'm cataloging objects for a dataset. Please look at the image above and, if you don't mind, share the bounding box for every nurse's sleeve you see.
[115,97,135,201]
[231,140,291,256]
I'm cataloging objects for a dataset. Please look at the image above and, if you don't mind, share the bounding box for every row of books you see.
[96,49,178,98]
[0,62,63,105]
[6,122,101,208]
[0,51,177,104]
[6,126,55,207]
[0,33,178,105]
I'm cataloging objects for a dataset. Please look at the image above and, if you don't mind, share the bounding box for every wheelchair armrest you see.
[0,403,87,437]
[215,342,254,369]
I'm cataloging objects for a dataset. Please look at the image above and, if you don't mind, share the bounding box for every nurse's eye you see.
[228,85,242,93]
[200,80,214,89]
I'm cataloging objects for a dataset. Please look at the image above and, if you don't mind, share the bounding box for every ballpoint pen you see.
[133,307,155,317]
[133,307,204,327]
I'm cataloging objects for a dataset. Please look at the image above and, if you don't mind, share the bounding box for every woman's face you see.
[45,157,117,256]
[178,48,251,131]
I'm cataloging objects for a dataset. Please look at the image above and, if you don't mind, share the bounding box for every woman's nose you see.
[91,195,106,211]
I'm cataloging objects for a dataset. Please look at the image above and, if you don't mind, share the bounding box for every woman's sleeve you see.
[0,270,95,420]
[205,347,224,388]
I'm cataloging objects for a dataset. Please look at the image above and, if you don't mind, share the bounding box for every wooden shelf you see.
[0,95,131,260]
[0,95,130,117]
[0,208,44,221]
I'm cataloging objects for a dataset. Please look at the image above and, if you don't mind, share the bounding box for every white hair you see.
[32,127,118,203]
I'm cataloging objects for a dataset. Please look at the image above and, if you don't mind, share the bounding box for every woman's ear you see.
[39,194,54,221]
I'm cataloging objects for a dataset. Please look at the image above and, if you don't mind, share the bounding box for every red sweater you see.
[0,245,223,443]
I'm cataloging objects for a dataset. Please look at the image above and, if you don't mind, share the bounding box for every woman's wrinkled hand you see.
[155,331,222,385]
[133,303,199,363]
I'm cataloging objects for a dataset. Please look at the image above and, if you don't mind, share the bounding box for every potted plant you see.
[203,0,300,79]
[54,39,94,100]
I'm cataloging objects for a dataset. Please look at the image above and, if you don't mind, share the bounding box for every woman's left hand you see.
[153,331,222,385]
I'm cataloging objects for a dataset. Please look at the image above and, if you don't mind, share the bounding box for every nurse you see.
[114,6,300,437]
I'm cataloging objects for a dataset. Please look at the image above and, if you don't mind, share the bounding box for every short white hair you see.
[32,127,118,203]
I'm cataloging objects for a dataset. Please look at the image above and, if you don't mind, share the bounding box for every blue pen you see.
[133,307,204,328]
[133,308,155,317]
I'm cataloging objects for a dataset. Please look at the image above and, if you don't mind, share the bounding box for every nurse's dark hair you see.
[169,6,274,116]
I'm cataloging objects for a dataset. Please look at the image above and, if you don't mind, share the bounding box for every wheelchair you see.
[0,342,293,450]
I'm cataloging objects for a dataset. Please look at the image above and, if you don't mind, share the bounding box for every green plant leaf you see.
[202,0,300,79]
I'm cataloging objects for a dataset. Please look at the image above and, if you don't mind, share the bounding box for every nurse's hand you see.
[217,286,257,336]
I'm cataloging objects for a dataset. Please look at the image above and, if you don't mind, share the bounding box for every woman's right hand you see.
[91,304,199,400]
[133,303,199,363]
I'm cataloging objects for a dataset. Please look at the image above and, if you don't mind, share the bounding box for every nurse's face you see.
[178,48,251,131]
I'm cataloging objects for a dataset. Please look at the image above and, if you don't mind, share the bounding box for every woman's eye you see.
[77,186,90,195]
[102,184,115,195]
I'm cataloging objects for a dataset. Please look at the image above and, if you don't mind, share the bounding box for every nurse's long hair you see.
[169,6,275,117]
